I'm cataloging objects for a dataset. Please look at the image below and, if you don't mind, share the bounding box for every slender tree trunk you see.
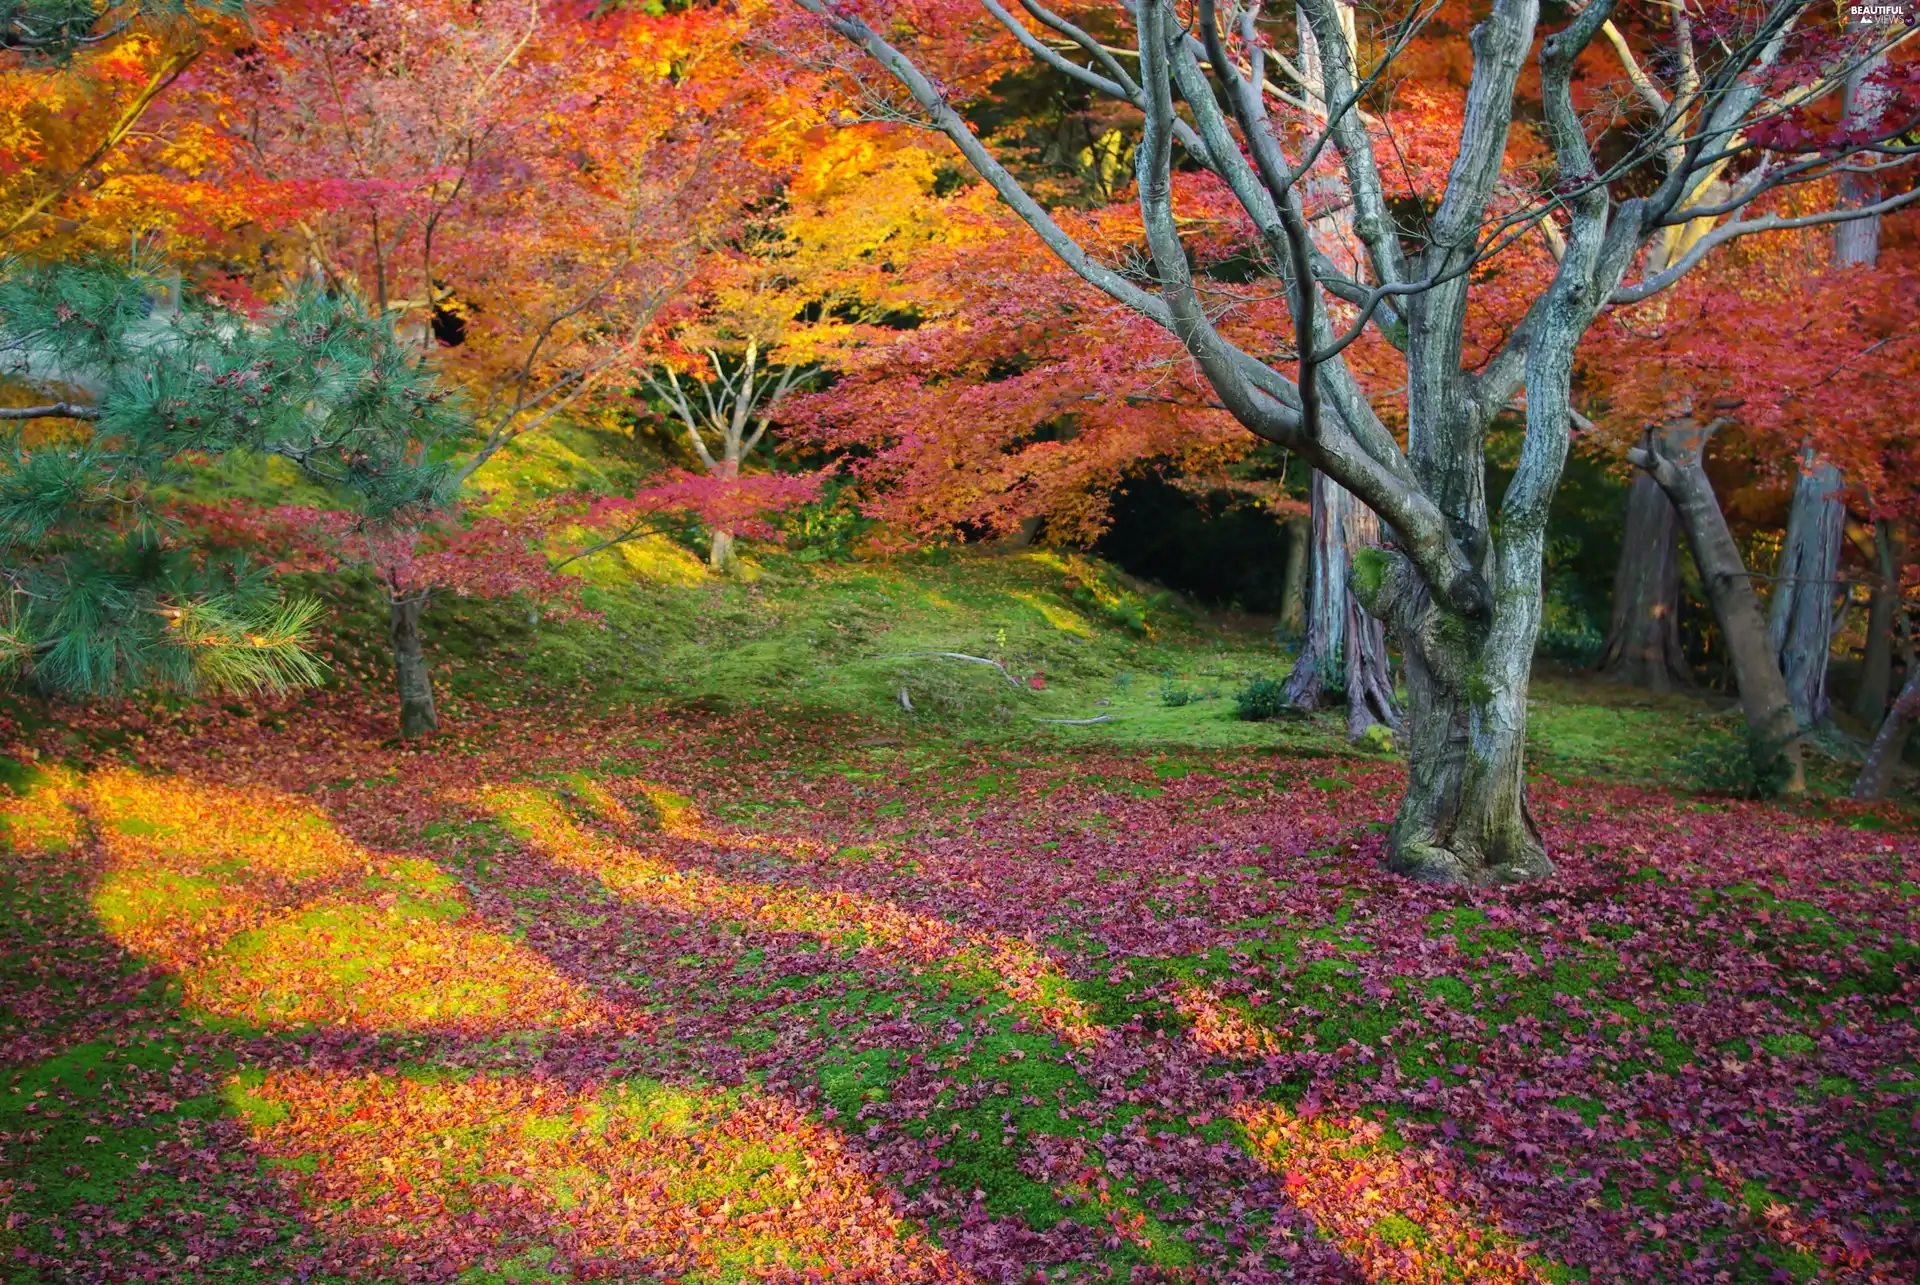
[1853,662,1919,801]
[708,528,736,570]
[1283,472,1397,737]
[1278,513,1308,636]
[390,591,438,738]
[1767,457,1846,727]
[1630,424,1806,794]
[1854,518,1905,724]
[1597,469,1691,689]
[1342,500,1399,737]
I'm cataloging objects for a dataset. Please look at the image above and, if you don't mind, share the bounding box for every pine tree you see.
[0,255,464,696]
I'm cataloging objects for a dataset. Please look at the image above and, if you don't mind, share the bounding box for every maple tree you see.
[1590,191,1920,792]
[643,344,817,570]
[787,0,1919,882]
[143,0,810,734]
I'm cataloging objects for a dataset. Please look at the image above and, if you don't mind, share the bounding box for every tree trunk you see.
[390,591,438,738]
[1854,518,1905,724]
[1356,544,1549,886]
[708,528,736,570]
[1597,469,1690,690]
[1341,500,1399,738]
[1767,457,1846,728]
[1630,424,1806,794]
[1283,471,1397,737]
[1853,662,1919,801]
[1278,513,1308,636]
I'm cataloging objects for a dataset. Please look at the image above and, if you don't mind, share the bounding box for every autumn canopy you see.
[0,0,1917,1281]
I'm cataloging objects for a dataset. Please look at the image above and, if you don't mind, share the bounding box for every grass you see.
[4,426,1916,1281]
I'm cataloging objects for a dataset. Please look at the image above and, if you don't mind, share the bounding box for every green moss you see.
[1350,546,1389,603]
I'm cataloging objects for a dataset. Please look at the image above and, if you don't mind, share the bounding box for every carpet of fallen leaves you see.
[1,695,1916,1284]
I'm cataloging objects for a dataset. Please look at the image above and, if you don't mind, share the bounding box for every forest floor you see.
[2,539,1917,1284]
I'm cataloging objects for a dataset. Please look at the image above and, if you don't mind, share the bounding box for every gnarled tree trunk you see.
[1768,456,1846,728]
[1630,424,1806,793]
[1355,393,1558,887]
[390,590,438,739]
[1597,469,1690,689]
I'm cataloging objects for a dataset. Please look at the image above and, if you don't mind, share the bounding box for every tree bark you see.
[1341,500,1398,738]
[708,528,736,570]
[1283,471,1397,737]
[1854,518,1905,724]
[1630,424,1806,794]
[1356,545,1548,886]
[1597,469,1691,689]
[390,591,438,738]
[1767,457,1846,727]
[1278,513,1308,636]
[1853,662,1918,801]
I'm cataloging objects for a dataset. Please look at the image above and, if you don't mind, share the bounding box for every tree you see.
[180,0,792,733]
[1627,417,1808,792]
[0,258,460,696]
[198,499,592,736]
[1762,58,1898,730]
[646,344,813,570]
[793,0,1918,882]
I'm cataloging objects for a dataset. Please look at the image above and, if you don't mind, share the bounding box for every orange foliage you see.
[1240,1102,1551,1284]
[238,1067,976,1281]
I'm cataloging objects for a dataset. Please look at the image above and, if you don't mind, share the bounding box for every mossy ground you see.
[4,430,1913,1281]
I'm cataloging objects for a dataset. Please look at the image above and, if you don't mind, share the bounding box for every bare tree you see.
[795,0,1916,882]
[650,341,810,569]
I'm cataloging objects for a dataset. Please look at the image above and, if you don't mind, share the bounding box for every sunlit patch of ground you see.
[84,771,618,1035]
[0,762,81,856]
[1237,1102,1548,1284]
[233,1067,975,1282]
[478,779,1101,1042]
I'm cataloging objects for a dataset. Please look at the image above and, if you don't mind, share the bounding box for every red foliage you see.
[585,469,825,545]
[5,695,1917,1282]
[191,498,588,608]
[1582,220,1920,512]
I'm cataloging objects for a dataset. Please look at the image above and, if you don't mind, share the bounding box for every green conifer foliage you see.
[0,258,465,696]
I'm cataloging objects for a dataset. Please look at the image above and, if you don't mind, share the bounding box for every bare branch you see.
[0,402,101,421]
[1613,186,1920,304]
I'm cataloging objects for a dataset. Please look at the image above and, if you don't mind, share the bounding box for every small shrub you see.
[1234,677,1290,721]
[1158,682,1215,707]
[780,484,872,563]
[1356,722,1397,754]
[1535,576,1605,666]
[1676,731,1794,799]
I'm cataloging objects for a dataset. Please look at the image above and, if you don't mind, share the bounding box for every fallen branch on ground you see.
[882,652,1025,689]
